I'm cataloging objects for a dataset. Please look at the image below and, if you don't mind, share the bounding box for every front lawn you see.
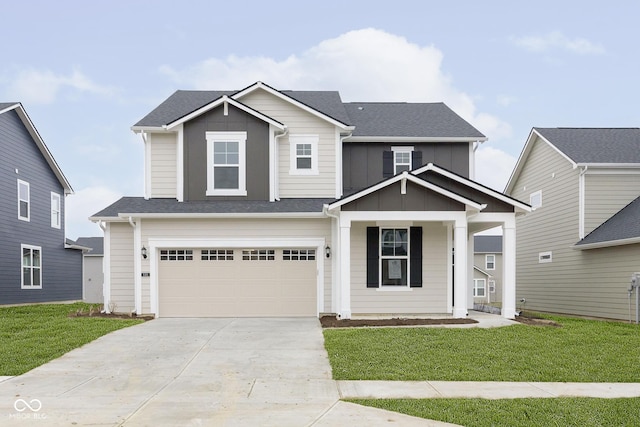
[323,315,640,382]
[0,303,144,376]
[351,397,640,427]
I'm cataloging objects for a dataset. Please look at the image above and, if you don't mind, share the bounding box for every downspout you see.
[579,166,588,239]
[273,128,289,201]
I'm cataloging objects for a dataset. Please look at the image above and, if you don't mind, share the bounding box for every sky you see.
[2,0,639,239]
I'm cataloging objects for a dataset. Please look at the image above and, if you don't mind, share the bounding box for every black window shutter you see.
[366,227,380,287]
[411,150,422,169]
[382,151,393,178]
[410,226,423,287]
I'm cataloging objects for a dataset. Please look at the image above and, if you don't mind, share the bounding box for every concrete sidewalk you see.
[338,380,640,400]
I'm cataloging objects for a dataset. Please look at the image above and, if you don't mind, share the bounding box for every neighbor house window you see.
[530,190,542,209]
[473,279,486,297]
[22,245,42,288]
[392,146,413,174]
[51,192,61,228]
[485,254,495,270]
[206,131,247,196]
[489,280,496,293]
[538,251,552,263]
[18,180,30,221]
[289,135,319,175]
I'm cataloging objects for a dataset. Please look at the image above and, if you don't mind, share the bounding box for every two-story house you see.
[506,128,640,321]
[0,103,83,305]
[473,235,502,304]
[91,82,530,319]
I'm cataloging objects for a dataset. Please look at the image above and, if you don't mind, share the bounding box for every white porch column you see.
[453,221,468,318]
[339,223,352,319]
[467,233,475,310]
[502,221,517,319]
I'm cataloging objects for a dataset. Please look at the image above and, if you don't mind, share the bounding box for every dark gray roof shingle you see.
[344,102,485,138]
[576,196,640,246]
[91,197,334,218]
[535,128,640,164]
[75,237,104,255]
[474,236,502,253]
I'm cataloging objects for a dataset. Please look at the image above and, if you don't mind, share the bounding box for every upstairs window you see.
[51,192,61,229]
[485,254,495,270]
[289,135,318,175]
[383,147,422,178]
[18,180,30,221]
[206,132,247,196]
[22,245,42,288]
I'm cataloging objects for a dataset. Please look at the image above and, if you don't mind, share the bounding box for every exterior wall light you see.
[141,246,148,259]
[325,245,331,259]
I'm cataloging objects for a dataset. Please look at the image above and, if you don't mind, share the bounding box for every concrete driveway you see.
[0,318,450,426]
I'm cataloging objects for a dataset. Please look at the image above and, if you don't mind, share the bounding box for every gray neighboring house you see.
[473,235,502,304]
[506,127,640,321]
[75,237,104,304]
[0,102,83,305]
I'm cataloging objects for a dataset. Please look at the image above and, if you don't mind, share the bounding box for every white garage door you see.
[158,248,317,317]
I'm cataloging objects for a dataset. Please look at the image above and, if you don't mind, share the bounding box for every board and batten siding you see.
[108,223,135,313]
[510,136,636,320]
[149,132,177,198]
[584,173,640,235]
[240,89,337,198]
[350,222,449,314]
[139,218,332,314]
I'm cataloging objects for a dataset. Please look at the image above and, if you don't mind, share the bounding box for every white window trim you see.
[379,227,410,288]
[485,254,495,270]
[530,190,542,209]
[289,134,319,175]
[538,251,553,263]
[473,278,486,297]
[392,146,414,174]
[206,131,247,196]
[17,179,30,222]
[51,192,61,229]
[488,280,496,293]
[21,244,42,289]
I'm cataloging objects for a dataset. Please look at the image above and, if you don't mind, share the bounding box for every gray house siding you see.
[343,142,469,193]
[509,136,635,320]
[183,105,270,201]
[0,109,82,304]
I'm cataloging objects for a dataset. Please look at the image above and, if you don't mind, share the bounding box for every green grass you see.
[0,303,144,375]
[350,398,640,427]
[324,315,640,382]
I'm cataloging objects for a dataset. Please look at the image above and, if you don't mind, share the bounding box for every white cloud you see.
[6,68,116,104]
[496,95,516,107]
[159,28,510,142]
[510,31,605,55]
[474,146,517,192]
[65,186,122,239]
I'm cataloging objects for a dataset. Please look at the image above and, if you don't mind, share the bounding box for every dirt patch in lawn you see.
[514,315,561,327]
[68,312,154,321]
[320,315,477,328]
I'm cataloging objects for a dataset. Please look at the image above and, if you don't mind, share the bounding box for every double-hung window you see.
[289,135,319,175]
[392,146,413,174]
[22,245,42,288]
[18,180,30,221]
[381,228,409,286]
[383,147,421,178]
[485,254,495,270]
[51,192,61,228]
[473,279,486,297]
[367,226,422,288]
[206,132,247,196]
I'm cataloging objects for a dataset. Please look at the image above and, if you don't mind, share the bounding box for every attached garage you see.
[157,247,319,317]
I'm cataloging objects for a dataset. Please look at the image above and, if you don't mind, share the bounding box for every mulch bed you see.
[320,315,477,328]
[68,312,155,321]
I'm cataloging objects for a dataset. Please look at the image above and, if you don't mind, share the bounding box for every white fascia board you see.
[131,126,166,133]
[115,212,326,219]
[4,103,74,194]
[345,136,487,143]
[231,81,352,130]
[164,95,285,131]
[473,266,492,277]
[327,172,484,211]
[576,163,640,170]
[573,236,640,250]
[415,163,532,213]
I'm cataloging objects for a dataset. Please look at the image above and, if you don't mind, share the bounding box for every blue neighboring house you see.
[0,102,84,305]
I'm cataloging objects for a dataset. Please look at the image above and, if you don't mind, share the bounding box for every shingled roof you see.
[133,84,486,140]
[575,196,640,248]
[535,128,640,164]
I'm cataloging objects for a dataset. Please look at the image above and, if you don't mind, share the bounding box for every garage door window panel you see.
[242,249,275,261]
[202,249,234,260]
[160,249,193,261]
[283,249,316,261]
